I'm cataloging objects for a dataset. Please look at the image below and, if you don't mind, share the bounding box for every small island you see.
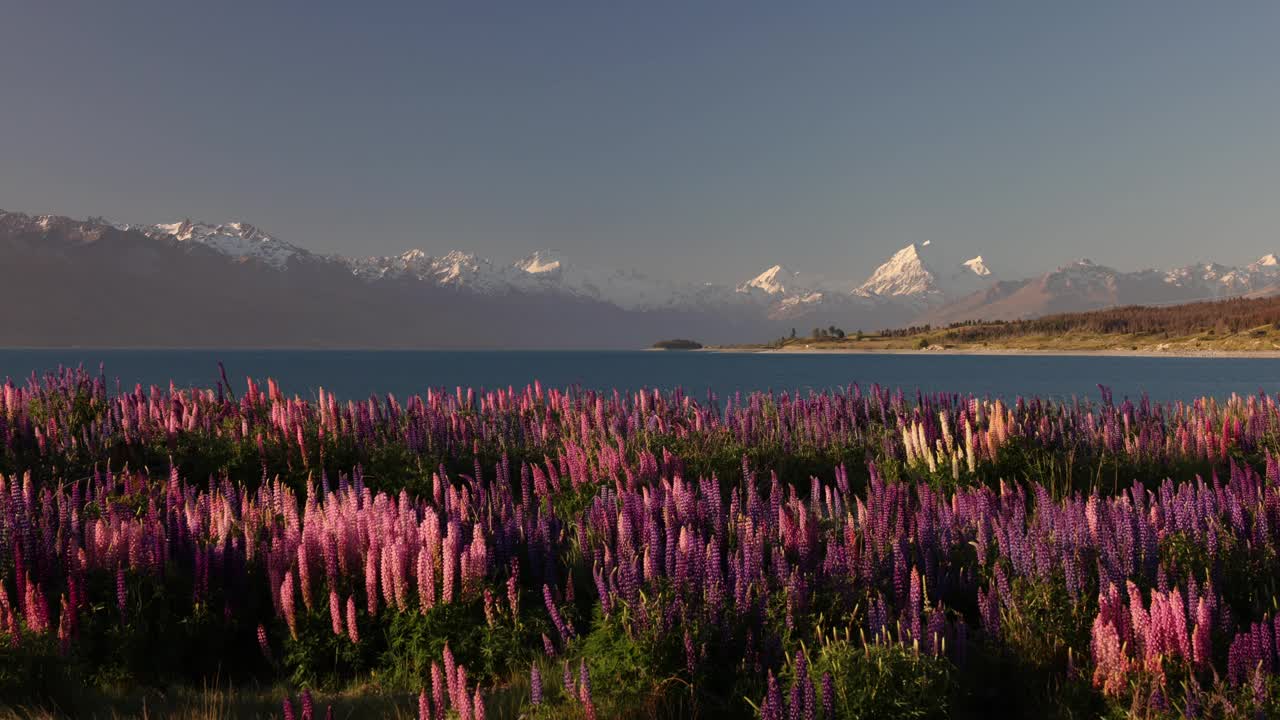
[651,338,704,350]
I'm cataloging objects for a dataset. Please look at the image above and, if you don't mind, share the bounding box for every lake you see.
[0,349,1277,404]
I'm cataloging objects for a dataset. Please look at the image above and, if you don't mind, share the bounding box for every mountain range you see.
[3,208,1279,348]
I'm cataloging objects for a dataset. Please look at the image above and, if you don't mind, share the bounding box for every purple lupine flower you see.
[530,665,542,706]
[116,565,127,621]
[821,672,834,718]
[761,669,783,720]
[579,659,597,720]
[543,584,573,641]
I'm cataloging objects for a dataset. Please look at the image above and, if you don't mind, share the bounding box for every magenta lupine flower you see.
[116,565,127,621]
[257,624,273,664]
[418,689,430,720]
[530,665,542,705]
[282,697,296,720]
[472,687,485,720]
[300,689,314,720]
[907,566,923,645]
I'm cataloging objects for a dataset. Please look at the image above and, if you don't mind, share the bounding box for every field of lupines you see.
[8,368,1280,717]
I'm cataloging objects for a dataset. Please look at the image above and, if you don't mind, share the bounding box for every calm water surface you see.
[0,349,1277,404]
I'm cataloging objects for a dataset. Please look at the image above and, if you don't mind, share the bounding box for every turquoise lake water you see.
[0,349,1277,403]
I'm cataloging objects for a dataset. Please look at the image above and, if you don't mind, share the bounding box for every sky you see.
[3,1,1280,285]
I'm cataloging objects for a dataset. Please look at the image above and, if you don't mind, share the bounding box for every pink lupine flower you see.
[1091,611,1131,697]
[417,547,434,613]
[329,590,344,637]
[1191,598,1212,672]
[530,665,542,705]
[281,571,298,639]
[297,542,313,612]
[443,643,459,709]
[456,667,472,720]
[257,624,273,663]
[346,596,360,644]
[431,662,446,718]
[364,552,379,615]
[506,565,520,618]
[300,689,314,720]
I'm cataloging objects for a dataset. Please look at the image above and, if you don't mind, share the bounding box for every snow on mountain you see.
[856,242,996,303]
[115,211,1280,327]
[1160,255,1280,300]
[857,242,937,299]
[147,220,306,269]
[514,250,563,275]
[962,256,991,276]
[736,265,824,297]
[511,250,697,310]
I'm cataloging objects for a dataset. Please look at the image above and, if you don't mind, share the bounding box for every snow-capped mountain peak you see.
[149,219,305,269]
[515,250,563,275]
[857,242,999,303]
[963,256,991,276]
[738,265,794,295]
[857,243,937,299]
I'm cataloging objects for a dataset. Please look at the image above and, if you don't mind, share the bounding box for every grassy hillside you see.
[721,295,1280,353]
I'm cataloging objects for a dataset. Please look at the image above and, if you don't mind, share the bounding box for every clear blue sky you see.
[3,1,1279,284]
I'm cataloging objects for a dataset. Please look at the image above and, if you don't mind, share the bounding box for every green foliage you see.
[805,633,954,719]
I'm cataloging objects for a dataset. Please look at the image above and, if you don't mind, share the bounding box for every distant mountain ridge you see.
[3,207,1279,347]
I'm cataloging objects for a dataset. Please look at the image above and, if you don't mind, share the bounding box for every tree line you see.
[941,296,1280,342]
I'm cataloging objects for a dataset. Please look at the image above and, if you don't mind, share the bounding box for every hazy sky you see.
[3,2,1280,284]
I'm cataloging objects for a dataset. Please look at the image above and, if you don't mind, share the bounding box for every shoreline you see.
[700,345,1280,359]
